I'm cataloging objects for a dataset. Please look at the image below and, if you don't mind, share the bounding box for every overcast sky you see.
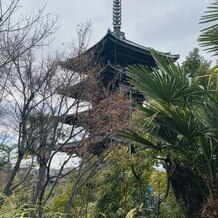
[20,0,216,64]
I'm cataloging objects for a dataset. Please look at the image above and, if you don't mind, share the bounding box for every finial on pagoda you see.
[113,0,121,31]
[113,0,125,38]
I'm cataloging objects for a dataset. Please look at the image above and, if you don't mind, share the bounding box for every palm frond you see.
[127,49,201,104]
[198,0,218,55]
[119,130,162,150]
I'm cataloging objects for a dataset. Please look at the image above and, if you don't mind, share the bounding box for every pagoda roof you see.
[55,134,126,154]
[62,109,91,127]
[62,64,122,100]
[83,30,179,67]
[63,30,179,71]
[58,80,91,102]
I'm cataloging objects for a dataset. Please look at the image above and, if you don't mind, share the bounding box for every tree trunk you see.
[166,163,204,218]
[3,152,23,196]
[32,159,47,204]
[201,191,218,218]
[31,155,49,218]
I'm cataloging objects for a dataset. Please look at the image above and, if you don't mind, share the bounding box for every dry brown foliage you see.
[201,193,218,218]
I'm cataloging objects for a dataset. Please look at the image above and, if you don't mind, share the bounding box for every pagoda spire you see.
[113,0,122,31]
[112,0,125,38]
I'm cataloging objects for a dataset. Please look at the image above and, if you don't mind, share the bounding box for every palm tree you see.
[198,0,218,56]
[121,2,218,217]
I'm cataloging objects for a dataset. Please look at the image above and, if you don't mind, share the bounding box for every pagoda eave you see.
[84,31,179,67]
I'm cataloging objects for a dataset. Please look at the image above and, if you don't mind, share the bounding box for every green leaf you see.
[125,208,137,218]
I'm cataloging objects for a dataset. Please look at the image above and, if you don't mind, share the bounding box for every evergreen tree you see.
[181,48,211,77]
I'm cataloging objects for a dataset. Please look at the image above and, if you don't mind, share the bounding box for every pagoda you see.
[58,0,179,154]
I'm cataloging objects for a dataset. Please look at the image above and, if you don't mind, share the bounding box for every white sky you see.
[19,0,217,64]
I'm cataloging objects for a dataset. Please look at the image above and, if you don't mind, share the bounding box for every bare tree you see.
[0,4,130,216]
[0,0,57,198]
[0,0,57,68]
